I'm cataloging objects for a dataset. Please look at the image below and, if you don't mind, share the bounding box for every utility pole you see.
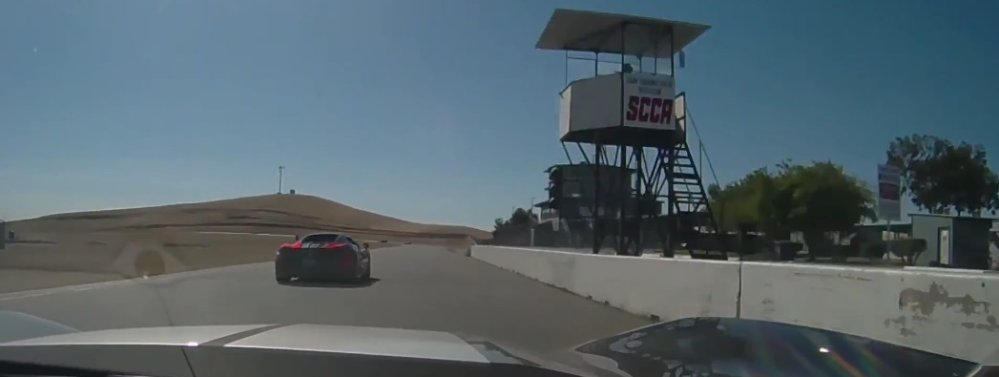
[529,197,536,247]
[278,166,285,194]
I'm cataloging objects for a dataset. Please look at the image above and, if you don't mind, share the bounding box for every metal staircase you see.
[667,124,726,259]
[670,141,714,216]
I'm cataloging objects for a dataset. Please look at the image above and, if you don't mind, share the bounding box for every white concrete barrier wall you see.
[740,262,999,362]
[472,246,739,320]
[472,245,999,363]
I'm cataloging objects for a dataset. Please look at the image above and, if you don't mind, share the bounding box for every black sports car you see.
[275,233,371,283]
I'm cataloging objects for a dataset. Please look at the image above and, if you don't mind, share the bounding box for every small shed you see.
[910,214,992,269]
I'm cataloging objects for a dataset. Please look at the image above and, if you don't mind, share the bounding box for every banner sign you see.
[877,164,901,221]
[622,72,675,130]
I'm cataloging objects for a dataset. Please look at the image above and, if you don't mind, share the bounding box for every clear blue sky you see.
[1,0,997,229]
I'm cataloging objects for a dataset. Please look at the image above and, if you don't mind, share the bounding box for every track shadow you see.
[278,277,380,288]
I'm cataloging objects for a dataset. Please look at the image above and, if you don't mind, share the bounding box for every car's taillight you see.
[322,242,347,250]
[280,241,303,250]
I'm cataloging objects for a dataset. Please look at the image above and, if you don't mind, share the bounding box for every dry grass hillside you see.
[1,195,488,293]
[10,194,491,241]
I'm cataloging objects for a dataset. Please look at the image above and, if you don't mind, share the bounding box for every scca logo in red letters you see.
[625,96,673,125]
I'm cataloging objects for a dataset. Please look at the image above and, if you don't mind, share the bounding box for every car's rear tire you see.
[351,263,364,283]
[275,262,292,283]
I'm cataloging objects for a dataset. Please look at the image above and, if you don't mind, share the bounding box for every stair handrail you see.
[684,101,721,188]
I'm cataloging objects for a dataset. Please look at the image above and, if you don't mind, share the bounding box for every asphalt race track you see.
[0,245,650,354]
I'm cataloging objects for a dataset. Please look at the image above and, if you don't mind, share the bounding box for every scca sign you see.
[625,96,673,125]
[622,72,675,130]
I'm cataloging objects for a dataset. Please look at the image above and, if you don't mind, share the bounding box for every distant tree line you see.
[709,133,998,263]
[707,161,875,259]
[493,208,534,234]
[488,208,537,245]
[486,133,997,265]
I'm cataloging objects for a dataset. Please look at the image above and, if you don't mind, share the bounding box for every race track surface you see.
[0,245,650,354]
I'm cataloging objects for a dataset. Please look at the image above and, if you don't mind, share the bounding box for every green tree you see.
[492,208,534,236]
[708,168,778,233]
[886,134,950,213]
[775,162,875,259]
[887,134,999,216]
[944,143,999,216]
[707,161,874,260]
[776,162,874,231]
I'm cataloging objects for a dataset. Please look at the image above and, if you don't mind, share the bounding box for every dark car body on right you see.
[571,317,980,377]
[275,233,370,283]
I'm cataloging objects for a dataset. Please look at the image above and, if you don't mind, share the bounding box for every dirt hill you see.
[9,194,491,241]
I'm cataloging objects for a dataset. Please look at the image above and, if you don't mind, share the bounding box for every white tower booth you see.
[538,9,722,258]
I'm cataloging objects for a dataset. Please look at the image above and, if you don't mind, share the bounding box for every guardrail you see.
[471,245,999,363]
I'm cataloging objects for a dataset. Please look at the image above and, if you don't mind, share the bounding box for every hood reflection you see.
[574,317,975,377]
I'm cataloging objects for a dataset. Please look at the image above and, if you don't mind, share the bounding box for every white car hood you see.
[2,323,492,364]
